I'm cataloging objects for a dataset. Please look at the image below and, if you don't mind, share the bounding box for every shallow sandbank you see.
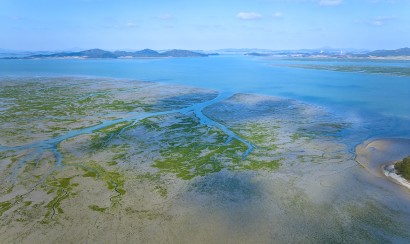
[355,138,410,189]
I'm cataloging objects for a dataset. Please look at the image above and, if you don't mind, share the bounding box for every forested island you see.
[396,157,410,181]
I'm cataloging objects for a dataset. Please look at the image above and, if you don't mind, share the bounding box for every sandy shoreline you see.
[383,163,410,190]
[356,138,410,189]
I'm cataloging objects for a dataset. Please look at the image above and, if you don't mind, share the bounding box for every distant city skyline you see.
[1,0,410,51]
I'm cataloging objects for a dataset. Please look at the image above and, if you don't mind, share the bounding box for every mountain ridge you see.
[6,48,208,59]
[366,47,410,57]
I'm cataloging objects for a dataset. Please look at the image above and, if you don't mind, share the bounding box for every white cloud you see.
[272,12,284,18]
[370,16,395,26]
[371,20,384,26]
[319,0,343,6]
[159,14,175,20]
[237,12,263,20]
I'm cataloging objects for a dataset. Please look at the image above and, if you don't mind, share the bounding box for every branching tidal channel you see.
[0,91,254,211]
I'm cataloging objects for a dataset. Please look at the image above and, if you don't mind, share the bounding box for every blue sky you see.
[1,0,409,50]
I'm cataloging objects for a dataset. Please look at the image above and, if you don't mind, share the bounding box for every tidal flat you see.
[1,77,410,243]
[273,59,410,77]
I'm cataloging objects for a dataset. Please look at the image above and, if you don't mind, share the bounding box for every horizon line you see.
[1,46,409,53]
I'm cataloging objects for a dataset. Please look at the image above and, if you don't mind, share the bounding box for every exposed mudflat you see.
[1,77,410,243]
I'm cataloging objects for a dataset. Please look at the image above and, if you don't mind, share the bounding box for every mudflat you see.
[1,77,410,243]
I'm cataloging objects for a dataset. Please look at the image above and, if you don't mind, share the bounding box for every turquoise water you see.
[1,55,409,141]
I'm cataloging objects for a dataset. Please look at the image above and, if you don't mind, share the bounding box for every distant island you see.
[245,47,410,59]
[3,47,410,60]
[3,48,209,59]
[365,47,410,57]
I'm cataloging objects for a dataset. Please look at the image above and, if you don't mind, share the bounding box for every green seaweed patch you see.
[154,185,168,197]
[294,122,348,140]
[90,121,132,149]
[291,132,303,141]
[113,153,126,160]
[107,161,118,166]
[44,176,76,218]
[83,163,126,198]
[24,201,32,206]
[319,122,347,130]
[234,123,280,146]
[0,201,13,216]
[124,207,164,220]
[89,205,107,213]
[77,93,109,104]
[44,189,69,218]
[78,93,153,113]
[226,123,283,171]
[103,99,148,112]
[98,121,131,134]
[144,114,284,178]
[108,181,126,195]
[153,138,247,180]
[22,160,39,174]
[83,171,98,178]
[47,177,72,188]
[139,117,162,131]
[57,207,64,214]
[4,186,14,195]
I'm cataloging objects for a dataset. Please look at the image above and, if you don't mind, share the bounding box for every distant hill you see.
[15,48,208,59]
[77,49,117,58]
[134,49,163,57]
[161,49,207,57]
[30,49,117,58]
[0,48,84,58]
[6,47,410,59]
[366,47,410,57]
[113,49,162,58]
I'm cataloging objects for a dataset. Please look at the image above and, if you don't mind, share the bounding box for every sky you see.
[1,0,410,51]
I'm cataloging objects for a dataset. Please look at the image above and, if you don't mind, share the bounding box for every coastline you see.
[383,162,410,190]
[355,138,410,189]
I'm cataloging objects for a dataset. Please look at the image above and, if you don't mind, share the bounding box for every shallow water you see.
[1,56,409,128]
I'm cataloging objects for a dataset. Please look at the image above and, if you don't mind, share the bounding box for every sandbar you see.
[355,138,410,189]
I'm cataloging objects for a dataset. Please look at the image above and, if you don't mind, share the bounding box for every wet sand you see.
[356,138,410,189]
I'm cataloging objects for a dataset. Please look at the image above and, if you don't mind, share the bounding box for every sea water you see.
[1,55,409,142]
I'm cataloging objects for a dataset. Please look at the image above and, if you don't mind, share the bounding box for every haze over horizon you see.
[1,0,410,51]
